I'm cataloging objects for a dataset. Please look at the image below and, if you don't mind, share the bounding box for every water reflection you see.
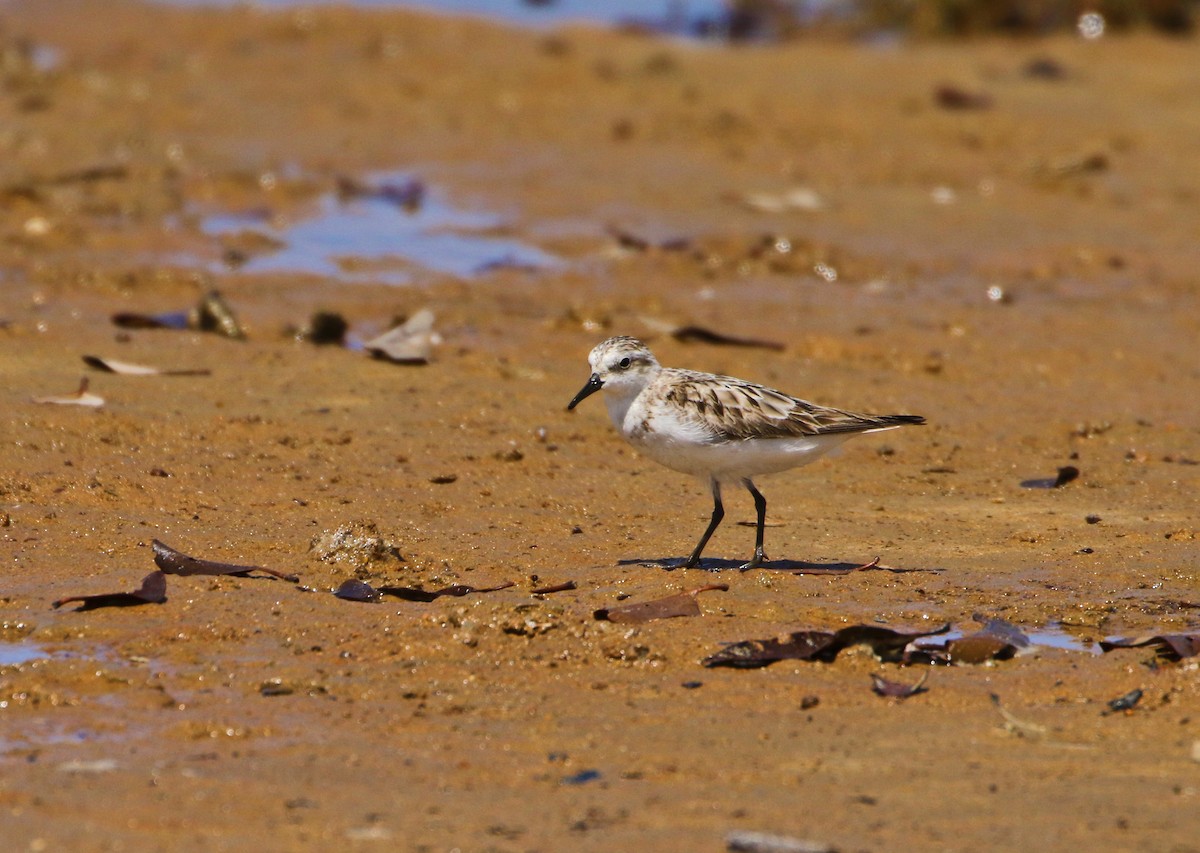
[203,175,558,285]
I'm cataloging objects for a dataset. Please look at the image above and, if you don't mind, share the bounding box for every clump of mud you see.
[309,520,405,574]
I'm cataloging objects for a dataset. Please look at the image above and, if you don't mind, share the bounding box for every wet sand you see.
[2,2,1199,850]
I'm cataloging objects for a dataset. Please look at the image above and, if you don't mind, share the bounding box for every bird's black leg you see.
[684,479,724,568]
[741,479,768,569]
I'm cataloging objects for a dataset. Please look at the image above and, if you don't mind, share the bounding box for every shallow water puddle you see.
[202,175,558,285]
[0,641,49,667]
[156,0,729,33]
[916,624,1102,656]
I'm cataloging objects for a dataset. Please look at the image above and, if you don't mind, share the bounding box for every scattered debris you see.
[32,377,104,407]
[726,829,834,853]
[561,769,602,786]
[1023,56,1067,80]
[336,174,425,212]
[1099,633,1200,662]
[152,539,298,583]
[607,225,690,252]
[595,584,728,623]
[333,579,382,602]
[82,355,211,376]
[363,308,437,364]
[910,615,1030,665]
[1042,150,1109,177]
[1105,688,1143,714]
[531,580,577,595]
[191,290,245,338]
[870,671,929,699]
[934,84,993,110]
[112,290,244,338]
[990,693,1048,739]
[295,311,348,345]
[56,759,120,774]
[702,623,950,669]
[260,678,296,697]
[333,578,514,603]
[52,570,167,612]
[734,187,826,214]
[110,309,189,331]
[1054,465,1080,487]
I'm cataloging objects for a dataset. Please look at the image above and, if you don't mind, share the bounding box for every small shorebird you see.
[568,336,925,569]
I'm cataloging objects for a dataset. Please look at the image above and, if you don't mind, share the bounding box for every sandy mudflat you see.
[1,2,1199,850]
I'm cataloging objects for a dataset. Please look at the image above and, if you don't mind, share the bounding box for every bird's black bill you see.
[567,373,603,410]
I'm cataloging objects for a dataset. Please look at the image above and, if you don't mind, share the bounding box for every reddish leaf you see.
[531,580,577,595]
[1099,634,1200,661]
[152,539,298,583]
[594,584,728,624]
[907,614,1029,665]
[870,671,929,699]
[703,623,950,668]
[334,578,514,602]
[378,581,514,601]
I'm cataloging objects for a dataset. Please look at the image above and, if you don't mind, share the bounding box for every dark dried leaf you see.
[1099,634,1200,661]
[152,539,298,583]
[82,355,211,376]
[297,312,348,345]
[111,310,190,330]
[111,291,242,338]
[376,580,514,602]
[870,671,929,699]
[908,615,1029,665]
[561,769,602,786]
[1106,688,1143,713]
[1053,465,1080,487]
[594,583,728,624]
[606,226,690,252]
[703,623,950,669]
[334,578,516,603]
[336,175,425,211]
[53,571,167,611]
[333,579,382,602]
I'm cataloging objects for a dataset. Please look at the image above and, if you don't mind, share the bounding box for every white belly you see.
[630,428,852,482]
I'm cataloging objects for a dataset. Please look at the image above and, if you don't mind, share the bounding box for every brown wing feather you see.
[661,370,924,441]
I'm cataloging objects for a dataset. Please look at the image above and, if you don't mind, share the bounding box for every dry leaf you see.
[152,539,298,583]
[364,308,437,364]
[594,584,728,623]
[32,377,104,407]
[82,355,210,376]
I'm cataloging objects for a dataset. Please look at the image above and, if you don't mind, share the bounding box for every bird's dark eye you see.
[618,357,631,369]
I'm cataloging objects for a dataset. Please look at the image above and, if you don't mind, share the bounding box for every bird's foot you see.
[739,551,767,571]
